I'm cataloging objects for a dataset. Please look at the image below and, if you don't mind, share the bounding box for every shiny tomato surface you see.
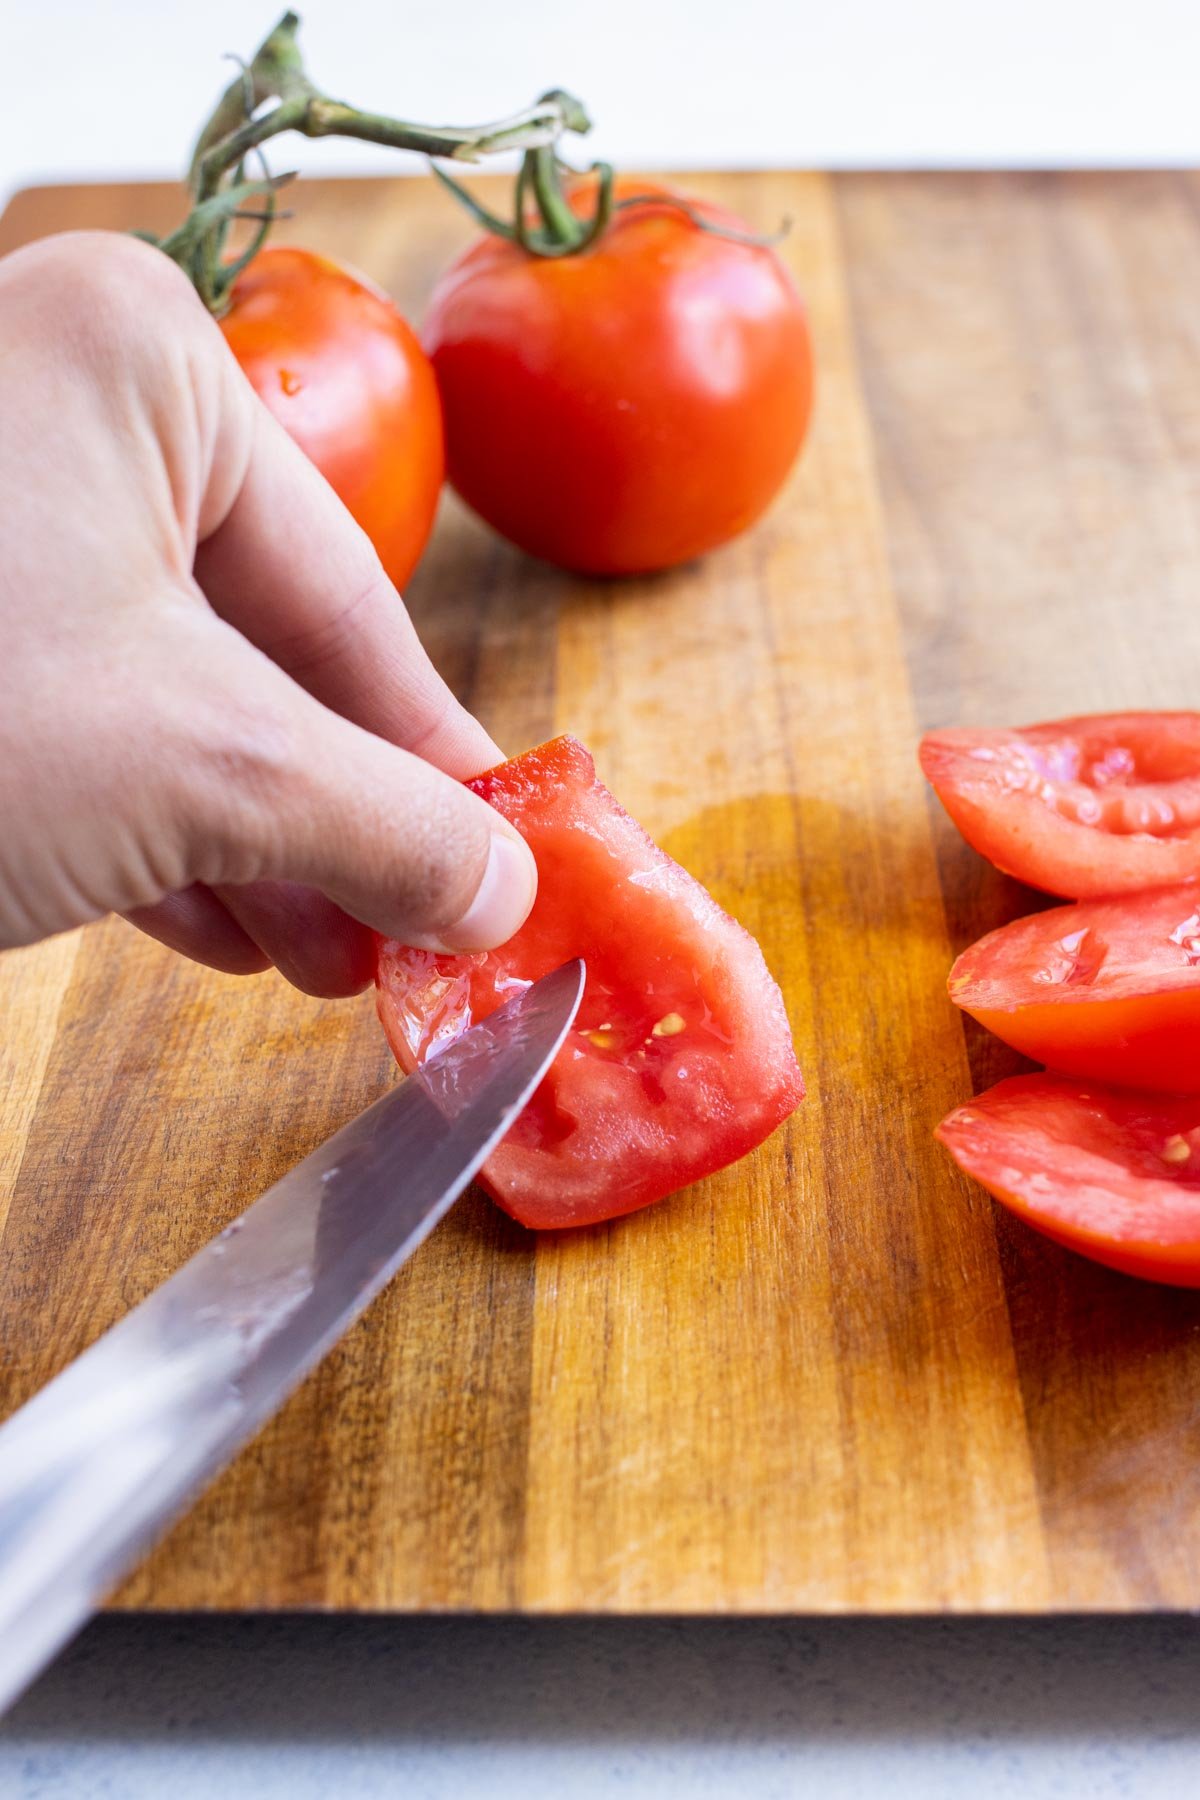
[376,736,803,1228]
[937,1074,1200,1286]
[920,713,1200,898]
[949,887,1200,1092]
[424,182,813,575]
[221,246,444,589]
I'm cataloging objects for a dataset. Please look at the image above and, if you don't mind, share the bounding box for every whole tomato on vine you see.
[427,141,814,576]
[219,246,444,591]
[144,12,576,590]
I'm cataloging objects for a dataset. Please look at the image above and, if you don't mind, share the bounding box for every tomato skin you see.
[375,735,803,1229]
[949,887,1200,1092]
[221,246,444,590]
[920,713,1200,898]
[937,1075,1200,1286]
[424,183,813,576]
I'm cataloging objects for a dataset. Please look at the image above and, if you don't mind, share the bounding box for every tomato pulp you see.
[424,182,813,576]
[920,712,1200,897]
[221,246,444,590]
[948,886,1200,1092]
[375,736,803,1228]
[937,1074,1200,1285]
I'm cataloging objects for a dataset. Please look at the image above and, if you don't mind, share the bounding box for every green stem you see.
[192,94,310,202]
[147,9,588,313]
[436,159,789,261]
[430,164,517,242]
[192,90,574,205]
[528,145,581,248]
[187,12,309,193]
[188,13,575,205]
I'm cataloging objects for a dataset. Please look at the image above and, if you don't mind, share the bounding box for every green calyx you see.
[432,92,791,261]
[431,91,615,260]
[142,11,587,313]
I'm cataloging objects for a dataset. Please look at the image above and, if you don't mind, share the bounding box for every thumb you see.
[174,623,537,953]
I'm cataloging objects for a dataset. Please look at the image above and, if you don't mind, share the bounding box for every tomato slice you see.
[375,736,803,1229]
[937,1074,1200,1285]
[920,713,1200,897]
[949,886,1200,1092]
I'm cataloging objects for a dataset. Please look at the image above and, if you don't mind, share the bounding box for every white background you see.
[6,0,1200,209]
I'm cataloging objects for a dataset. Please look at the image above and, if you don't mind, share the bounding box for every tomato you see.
[920,713,1200,898]
[423,181,813,576]
[948,887,1200,1092]
[221,246,444,590]
[375,735,803,1228]
[937,1074,1200,1286]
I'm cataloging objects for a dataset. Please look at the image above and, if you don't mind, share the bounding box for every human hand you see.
[0,231,537,996]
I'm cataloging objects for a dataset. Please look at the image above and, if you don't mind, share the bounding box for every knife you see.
[0,957,584,1716]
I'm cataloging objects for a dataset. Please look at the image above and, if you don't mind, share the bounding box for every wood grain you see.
[836,170,1200,1608]
[0,170,1196,1612]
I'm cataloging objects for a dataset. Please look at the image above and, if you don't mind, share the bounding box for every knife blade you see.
[0,957,584,1715]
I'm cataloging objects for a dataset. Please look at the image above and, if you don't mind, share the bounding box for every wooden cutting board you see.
[4,170,1200,1613]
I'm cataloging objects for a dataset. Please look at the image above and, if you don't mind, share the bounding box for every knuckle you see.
[4,232,200,354]
[263,567,383,682]
[399,685,458,764]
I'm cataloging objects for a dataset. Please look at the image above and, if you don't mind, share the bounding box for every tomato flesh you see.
[949,886,1200,1092]
[424,182,813,576]
[937,1075,1200,1285]
[375,736,803,1228]
[920,713,1200,897]
[221,246,444,591]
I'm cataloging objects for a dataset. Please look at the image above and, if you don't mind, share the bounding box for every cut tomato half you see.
[920,712,1200,897]
[375,736,803,1229]
[949,886,1200,1092]
[937,1074,1200,1286]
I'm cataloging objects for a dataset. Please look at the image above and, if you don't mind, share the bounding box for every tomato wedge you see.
[920,713,1200,898]
[375,736,803,1229]
[949,887,1200,1092]
[937,1074,1200,1285]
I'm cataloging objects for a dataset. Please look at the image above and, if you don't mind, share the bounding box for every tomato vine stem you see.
[429,91,788,260]
[145,10,586,313]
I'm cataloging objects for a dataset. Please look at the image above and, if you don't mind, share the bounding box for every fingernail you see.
[436,832,537,953]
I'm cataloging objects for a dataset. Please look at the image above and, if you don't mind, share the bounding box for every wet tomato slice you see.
[949,887,1200,1093]
[375,736,803,1229]
[919,712,1200,897]
[937,1074,1200,1286]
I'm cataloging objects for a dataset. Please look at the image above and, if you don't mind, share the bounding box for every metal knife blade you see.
[0,957,585,1715]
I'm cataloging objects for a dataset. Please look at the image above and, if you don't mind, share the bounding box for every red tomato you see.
[937,1074,1200,1286]
[920,713,1200,898]
[948,887,1200,1092]
[221,246,444,590]
[423,181,813,576]
[375,735,803,1228]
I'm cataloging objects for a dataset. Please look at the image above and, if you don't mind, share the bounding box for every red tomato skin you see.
[424,183,814,576]
[375,735,803,1229]
[949,887,1200,1093]
[221,246,444,590]
[937,1075,1200,1286]
[920,713,1200,899]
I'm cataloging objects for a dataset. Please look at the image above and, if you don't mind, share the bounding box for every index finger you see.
[194,390,500,780]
